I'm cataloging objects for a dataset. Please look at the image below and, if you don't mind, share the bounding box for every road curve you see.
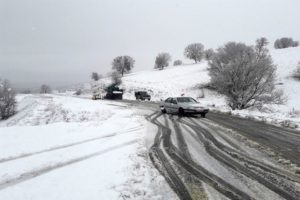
[120,100,300,199]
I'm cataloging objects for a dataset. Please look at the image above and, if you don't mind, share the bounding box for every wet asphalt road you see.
[206,112,300,166]
[121,99,300,200]
[124,99,300,166]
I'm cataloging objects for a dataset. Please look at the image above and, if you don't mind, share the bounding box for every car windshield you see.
[139,92,147,95]
[177,97,198,104]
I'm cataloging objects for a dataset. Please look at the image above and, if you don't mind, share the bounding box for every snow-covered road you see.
[147,111,300,200]
[0,95,177,200]
[1,94,300,200]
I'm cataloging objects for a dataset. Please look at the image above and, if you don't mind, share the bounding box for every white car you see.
[92,91,103,100]
[160,97,209,117]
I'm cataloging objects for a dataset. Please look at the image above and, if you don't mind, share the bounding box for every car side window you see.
[171,98,177,104]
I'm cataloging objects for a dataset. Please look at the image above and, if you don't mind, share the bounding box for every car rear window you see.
[177,97,197,103]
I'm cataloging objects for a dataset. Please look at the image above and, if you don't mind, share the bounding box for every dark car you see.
[135,91,151,101]
[105,84,123,100]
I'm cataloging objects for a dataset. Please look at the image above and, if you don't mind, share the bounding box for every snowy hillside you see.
[96,47,300,128]
[271,47,300,110]
[121,63,210,100]
[96,63,226,106]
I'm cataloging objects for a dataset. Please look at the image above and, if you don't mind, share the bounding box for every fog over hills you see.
[1,0,300,89]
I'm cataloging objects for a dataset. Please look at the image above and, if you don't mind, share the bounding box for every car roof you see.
[168,97,193,99]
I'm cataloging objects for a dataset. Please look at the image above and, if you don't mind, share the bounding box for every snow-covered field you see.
[0,95,177,200]
[121,63,211,101]
[1,47,299,200]
[92,47,300,129]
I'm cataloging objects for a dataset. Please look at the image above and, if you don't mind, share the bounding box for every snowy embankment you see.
[0,95,176,200]
[233,47,300,128]
[100,47,300,129]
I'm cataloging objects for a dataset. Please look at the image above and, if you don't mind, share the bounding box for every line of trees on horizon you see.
[90,36,298,78]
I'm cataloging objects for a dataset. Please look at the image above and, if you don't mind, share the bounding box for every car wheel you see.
[178,108,185,116]
[201,113,206,118]
[161,107,166,114]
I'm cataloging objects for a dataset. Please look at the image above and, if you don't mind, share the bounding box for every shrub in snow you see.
[292,62,300,80]
[91,72,101,81]
[274,37,299,49]
[74,89,82,95]
[40,84,52,94]
[112,55,135,76]
[154,52,171,70]
[208,40,284,110]
[288,107,300,118]
[173,60,182,66]
[184,43,205,63]
[0,79,16,120]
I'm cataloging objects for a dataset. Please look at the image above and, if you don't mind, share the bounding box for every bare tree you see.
[40,84,52,94]
[0,79,16,120]
[154,52,171,70]
[184,43,205,63]
[204,48,215,61]
[255,37,269,59]
[292,62,300,80]
[111,71,122,85]
[208,41,284,110]
[173,60,183,66]
[91,72,101,81]
[112,55,135,76]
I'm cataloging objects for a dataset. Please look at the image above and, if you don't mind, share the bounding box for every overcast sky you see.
[1,0,299,89]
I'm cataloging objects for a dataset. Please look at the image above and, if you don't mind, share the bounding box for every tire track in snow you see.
[158,116,251,200]
[206,112,300,166]
[0,126,141,164]
[0,139,138,191]
[147,112,251,200]
[187,117,300,183]
[147,112,193,200]
[168,115,192,161]
[182,117,300,200]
